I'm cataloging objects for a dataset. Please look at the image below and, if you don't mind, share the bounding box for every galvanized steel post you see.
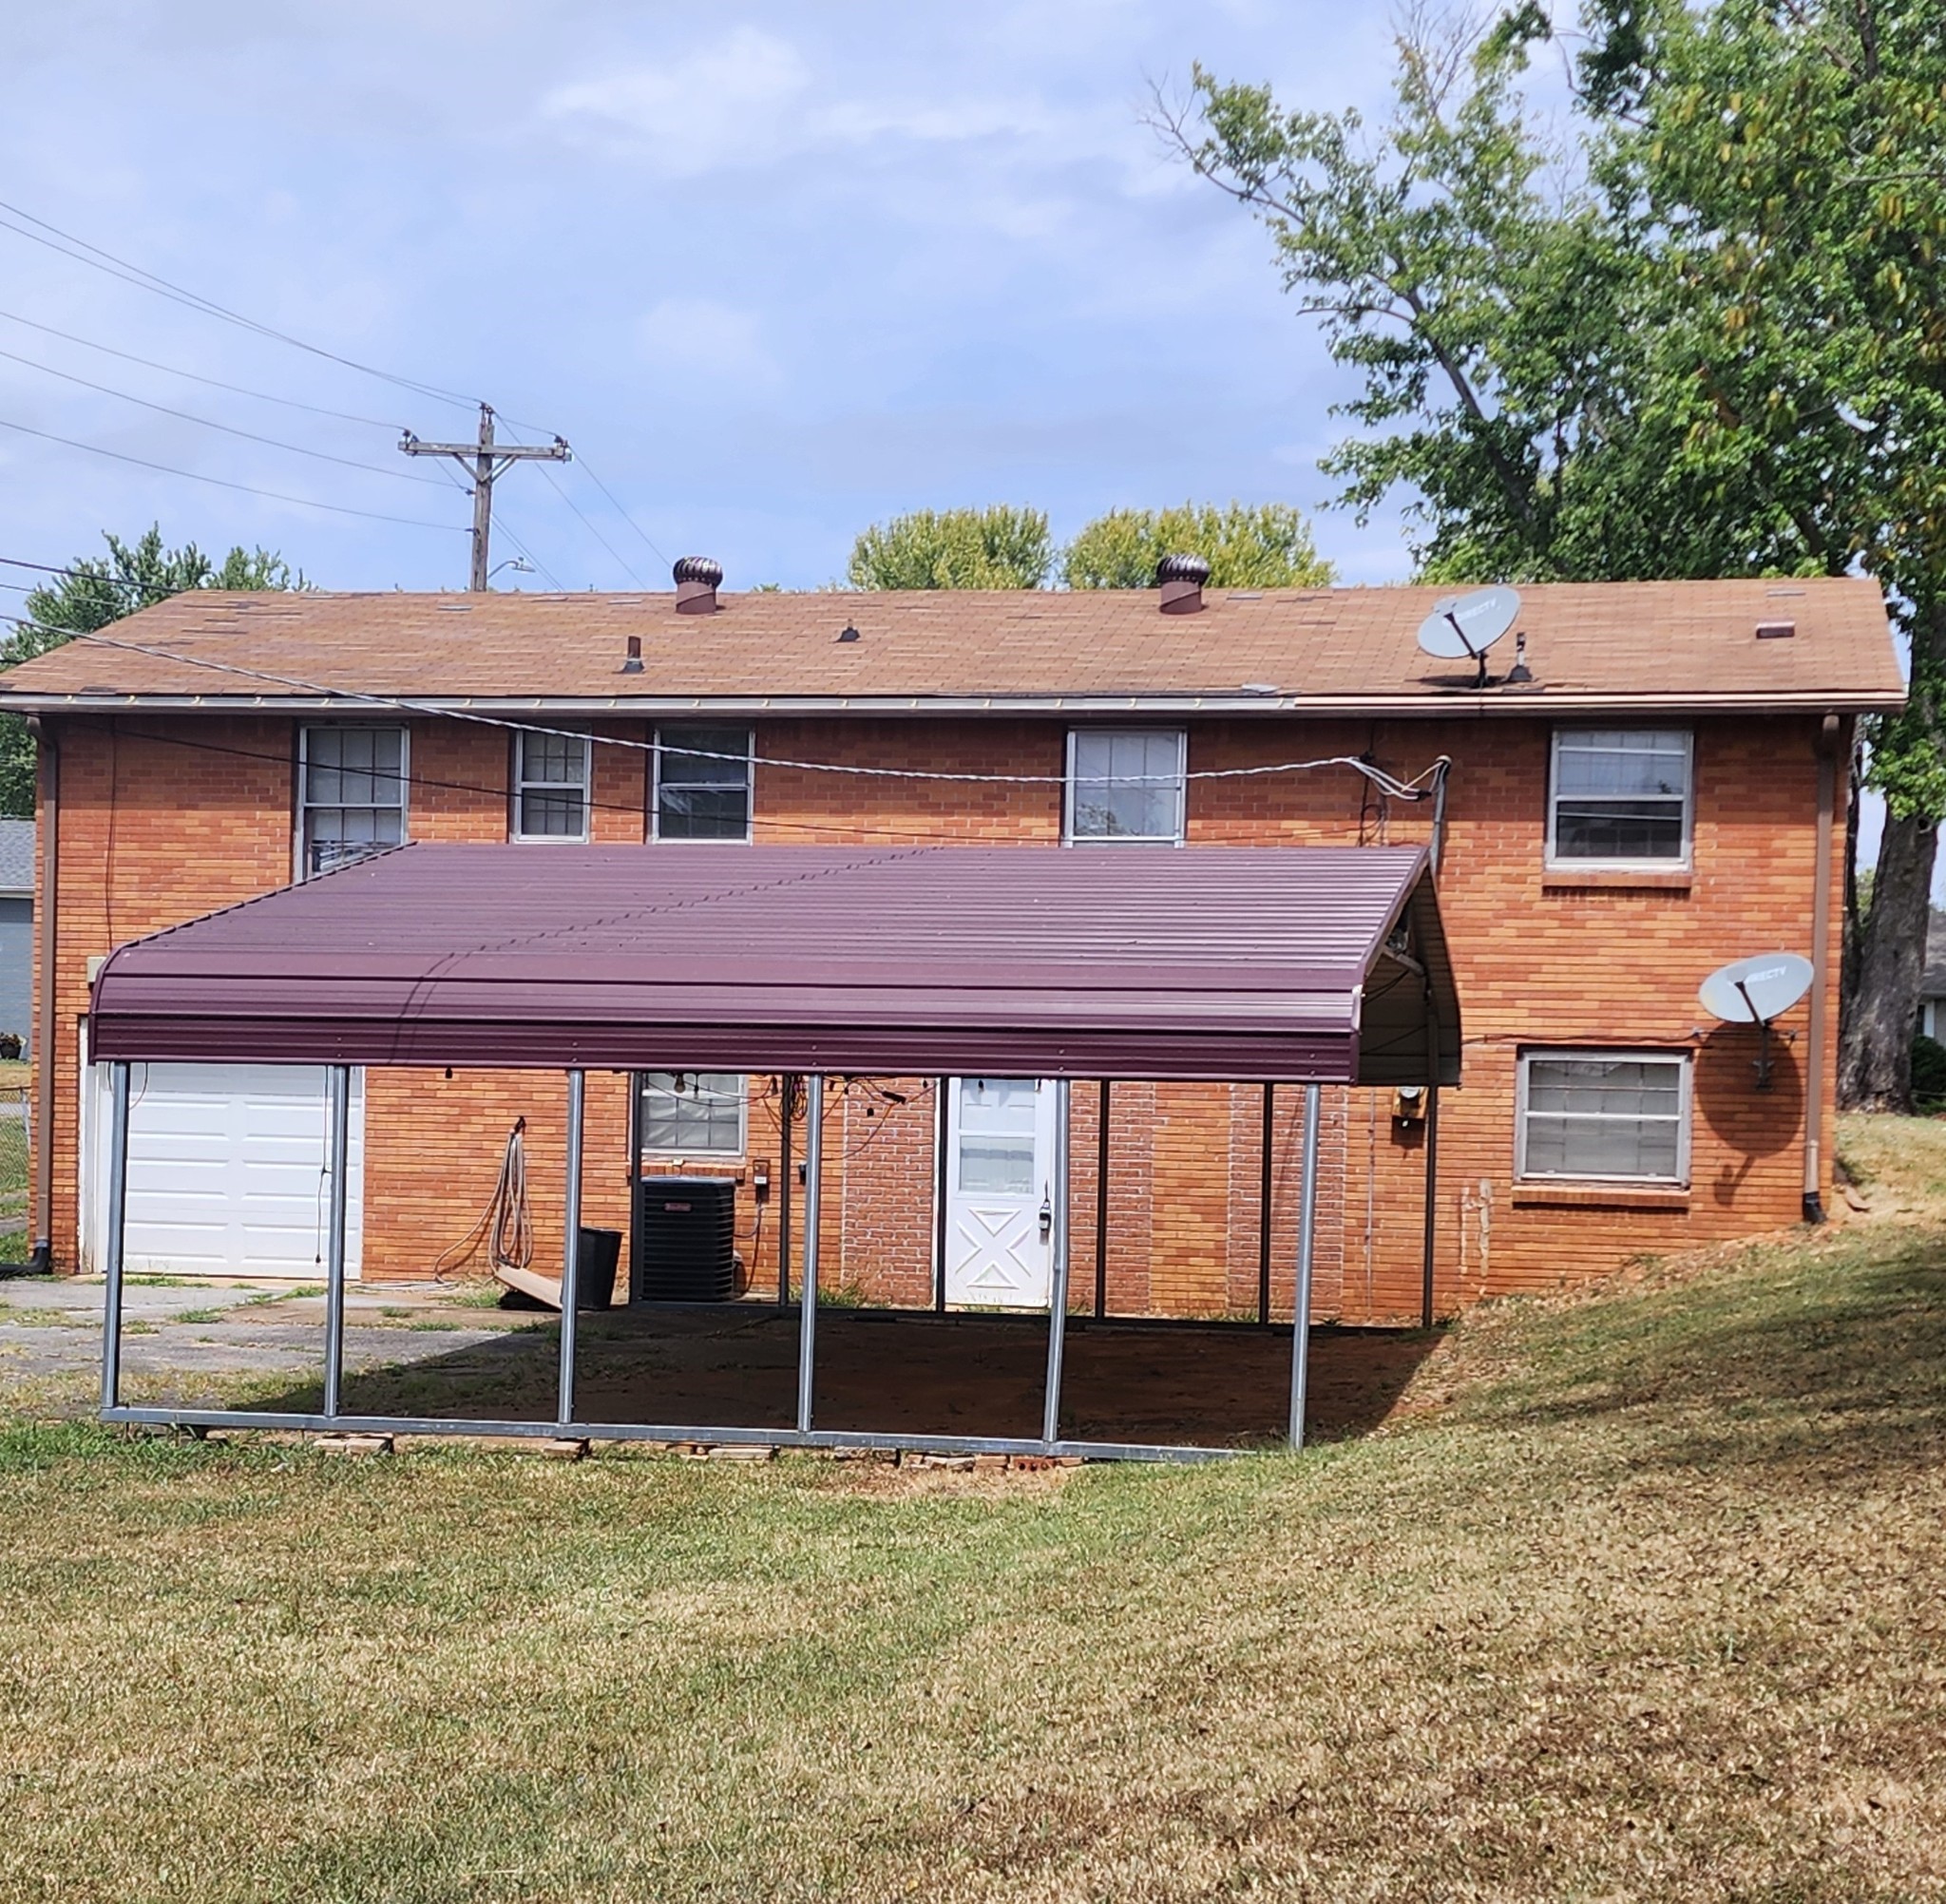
[795,1076,825,1434]
[1287,1081,1322,1451]
[557,1069,584,1427]
[1041,1078,1072,1447]
[321,1064,352,1418]
[99,1060,130,1415]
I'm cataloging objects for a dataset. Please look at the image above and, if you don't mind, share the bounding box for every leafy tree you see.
[1062,502,1334,589]
[1165,0,1946,1108]
[847,506,1053,590]
[0,527,299,816]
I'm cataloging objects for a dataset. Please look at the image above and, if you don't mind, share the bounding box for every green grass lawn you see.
[2,1116,1943,1901]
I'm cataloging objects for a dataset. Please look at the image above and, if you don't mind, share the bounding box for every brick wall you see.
[35,706,1843,1320]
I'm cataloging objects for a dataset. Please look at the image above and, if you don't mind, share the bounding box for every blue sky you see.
[0,1,1430,595]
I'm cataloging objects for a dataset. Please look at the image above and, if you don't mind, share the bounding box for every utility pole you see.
[400,403,570,590]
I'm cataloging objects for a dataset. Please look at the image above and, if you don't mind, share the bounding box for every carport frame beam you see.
[795,1074,825,1434]
[1288,1081,1322,1451]
[322,1064,352,1418]
[558,1068,584,1426]
[99,1060,130,1413]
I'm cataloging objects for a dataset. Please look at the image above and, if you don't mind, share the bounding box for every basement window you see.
[1548,729,1692,865]
[1517,1050,1690,1184]
[513,732,591,842]
[654,726,753,843]
[298,725,408,878]
[1065,729,1187,845]
[639,1072,746,1155]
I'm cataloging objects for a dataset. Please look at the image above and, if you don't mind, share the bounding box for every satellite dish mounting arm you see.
[1443,610,1490,689]
[1734,978,1777,1091]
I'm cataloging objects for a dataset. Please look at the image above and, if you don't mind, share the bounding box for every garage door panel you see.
[89,1062,364,1280]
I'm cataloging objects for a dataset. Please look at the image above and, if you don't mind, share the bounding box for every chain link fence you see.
[0,1084,29,1237]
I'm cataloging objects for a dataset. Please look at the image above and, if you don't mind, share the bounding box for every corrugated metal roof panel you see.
[88,843,1462,1083]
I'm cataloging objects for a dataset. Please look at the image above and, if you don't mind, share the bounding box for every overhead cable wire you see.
[0,415,467,532]
[0,342,453,486]
[0,197,480,412]
[0,306,409,430]
[29,619,1449,800]
[568,450,672,567]
[499,419,648,588]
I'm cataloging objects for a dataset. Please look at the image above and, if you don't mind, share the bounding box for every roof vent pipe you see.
[1156,553,1211,616]
[673,555,723,615]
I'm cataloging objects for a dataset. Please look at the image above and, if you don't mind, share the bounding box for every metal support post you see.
[1421,1083,1441,1330]
[778,1075,792,1305]
[1257,1082,1275,1324]
[1041,1079,1073,1447]
[1093,1079,1111,1319]
[795,1076,825,1434]
[557,1069,584,1427]
[1287,1082,1322,1451]
[99,1061,130,1414]
[322,1064,352,1418]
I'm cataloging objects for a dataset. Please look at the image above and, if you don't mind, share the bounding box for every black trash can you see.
[575,1227,623,1310]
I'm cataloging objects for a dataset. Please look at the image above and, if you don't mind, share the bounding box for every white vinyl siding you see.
[1517,1051,1690,1184]
[1548,729,1692,866]
[1065,729,1186,845]
[513,732,592,841]
[299,726,407,878]
[639,1072,746,1155]
[653,727,754,843]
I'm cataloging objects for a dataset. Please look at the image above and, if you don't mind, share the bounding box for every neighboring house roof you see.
[1921,908,1946,1001]
[88,841,1460,1085]
[0,817,33,900]
[0,576,1904,718]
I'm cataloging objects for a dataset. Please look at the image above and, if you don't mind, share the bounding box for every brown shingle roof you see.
[0,576,1903,715]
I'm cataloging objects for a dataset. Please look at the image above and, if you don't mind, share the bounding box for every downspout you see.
[1803,714,1840,1223]
[28,716,56,1275]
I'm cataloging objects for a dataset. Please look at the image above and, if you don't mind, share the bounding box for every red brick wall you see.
[35,707,1844,1320]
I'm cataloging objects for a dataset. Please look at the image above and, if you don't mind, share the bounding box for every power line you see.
[0,306,408,430]
[0,197,479,412]
[569,450,672,568]
[19,616,1447,800]
[0,341,453,486]
[0,414,467,532]
[498,420,648,588]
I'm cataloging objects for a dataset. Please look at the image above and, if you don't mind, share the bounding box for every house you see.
[0,566,1902,1323]
[1919,910,1946,1043]
[0,818,32,1056]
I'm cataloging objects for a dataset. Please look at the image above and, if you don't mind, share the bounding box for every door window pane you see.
[956,1078,1037,1193]
[1068,730,1186,843]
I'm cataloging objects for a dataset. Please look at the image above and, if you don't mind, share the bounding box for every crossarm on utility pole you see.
[401,402,569,590]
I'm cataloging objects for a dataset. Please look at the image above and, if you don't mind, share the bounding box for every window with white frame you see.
[639,1072,746,1155]
[513,731,591,841]
[1549,729,1692,864]
[299,726,407,878]
[1065,729,1187,844]
[1517,1051,1690,1183]
[654,726,753,842]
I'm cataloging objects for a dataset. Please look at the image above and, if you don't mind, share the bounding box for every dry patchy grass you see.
[1,1116,1943,1900]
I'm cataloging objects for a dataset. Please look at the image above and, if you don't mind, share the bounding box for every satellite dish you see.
[1699,952,1814,1091]
[1417,586,1522,687]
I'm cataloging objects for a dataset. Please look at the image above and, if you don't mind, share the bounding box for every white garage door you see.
[86,1062,365,1280]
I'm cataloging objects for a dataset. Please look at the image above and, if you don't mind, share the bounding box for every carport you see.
[86,842,1461,1460]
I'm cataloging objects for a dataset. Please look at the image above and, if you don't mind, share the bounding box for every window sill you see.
[1511,1182,1690,1211]
[640,1160,746,1182]
[1541,866,1692,892]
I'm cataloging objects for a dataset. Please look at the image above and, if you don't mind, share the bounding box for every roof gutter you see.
[0,689,1910,719]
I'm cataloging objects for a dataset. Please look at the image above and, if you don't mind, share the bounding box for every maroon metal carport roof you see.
[87,843,1461,1084]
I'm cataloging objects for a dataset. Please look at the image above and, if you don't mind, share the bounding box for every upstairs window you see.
[1549,729,1692,864]
[1517,1051,1689,1184]
[299,726,407,878]
[513,732,591,842]
[1065,729,1186,845]
[654,726,753,843]
[639,1072,746,1155]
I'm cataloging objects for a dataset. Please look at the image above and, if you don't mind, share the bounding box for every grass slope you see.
[1,1116,1942,1901]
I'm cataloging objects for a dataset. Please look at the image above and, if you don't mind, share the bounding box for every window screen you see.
[1067,730,1186,844]
[655,727,753,842]
[514,732,591,840]
[300,727,406,878]
[1550,730,1690,862]
[639,1072,745,1154]
[1518,1053,1688,1182]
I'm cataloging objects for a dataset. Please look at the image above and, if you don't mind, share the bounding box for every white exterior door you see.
[85,1061,365,1280]
[942,1077,1057,1309]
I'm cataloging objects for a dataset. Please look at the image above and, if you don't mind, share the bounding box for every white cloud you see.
[540,26,811,174]
[635,297,782,392]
